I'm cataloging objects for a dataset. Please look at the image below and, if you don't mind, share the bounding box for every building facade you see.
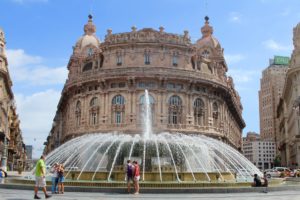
[259,56,288,142]
[242,132,276,170]
[0,28,26,171]
[277,22,300,168]
[44,16,245,154]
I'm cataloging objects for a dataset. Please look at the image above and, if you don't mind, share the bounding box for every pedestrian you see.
[262,171,268,193]
[34,155,51,199]
[251,173,262,187]
[0,169,4,178]
[50,163,58,194]
[133,160,140,195]
[0,168,7,177]
[125,160,134,193]
[57,164,65,194]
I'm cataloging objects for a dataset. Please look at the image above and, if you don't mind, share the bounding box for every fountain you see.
[42,90,262,184]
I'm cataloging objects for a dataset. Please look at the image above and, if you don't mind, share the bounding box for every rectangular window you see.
[116,54,122,66]
[167,83,175,89]
[172,55,178,66]
[138,82,156,88]
[119,82,126,88]
[144,53,150,65]
[172,112,178,124]
[116,112,121,124]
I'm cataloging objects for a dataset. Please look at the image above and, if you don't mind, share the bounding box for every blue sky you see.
[1,0,299,158]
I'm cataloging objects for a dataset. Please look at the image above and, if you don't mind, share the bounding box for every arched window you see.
[100,54,104,68]
[87,48,93,56]
[83,62,93,71]
[112,95,125,124]
[75,101,81,127]
[194,98,205,126]
[168,95,182,125]
[89,97,99,125]
[139,94,155,124]
[191,56,196,69]
[212,102,219,127]
[202,49,210,58]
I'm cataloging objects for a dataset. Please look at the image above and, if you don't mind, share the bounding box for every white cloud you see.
[5,49,67,158]
[225,54,246,65]
[6,49,67,85]
[6,49,42,67]
[262,39,292,51]
[227,69,259,83]
[229,12,242,23]
[15,89,61,158]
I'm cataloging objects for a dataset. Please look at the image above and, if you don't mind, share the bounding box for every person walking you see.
[34,155,51,199]
[262,171,269,193]
[57,164,65,194]
[50,163,58,194]
[133,161,140,195]
[125,160,134,193]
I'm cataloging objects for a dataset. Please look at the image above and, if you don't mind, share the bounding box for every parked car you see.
[265,167,291,178]
[265,168,280,178]
[291,169,300,177]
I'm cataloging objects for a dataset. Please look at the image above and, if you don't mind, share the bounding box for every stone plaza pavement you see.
[0,188,300,200]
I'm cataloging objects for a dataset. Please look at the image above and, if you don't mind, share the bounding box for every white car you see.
[265,168,281,178]
[265,167,291,178]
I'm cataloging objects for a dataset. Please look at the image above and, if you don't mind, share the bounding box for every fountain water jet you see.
[43,90,262,183]
[143,89,152,140]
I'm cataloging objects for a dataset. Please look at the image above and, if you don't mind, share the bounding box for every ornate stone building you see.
[44,16,245,154]
[0,28,26,171]
[277,22,300,168]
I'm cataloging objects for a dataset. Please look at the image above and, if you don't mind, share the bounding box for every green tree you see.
[273,155,281,167]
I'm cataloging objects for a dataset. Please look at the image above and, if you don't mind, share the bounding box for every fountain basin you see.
[44,132,262,183]
[64,171,235,182]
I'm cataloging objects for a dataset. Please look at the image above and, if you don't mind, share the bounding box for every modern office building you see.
[259,56,289,142]
[242,132,276,170]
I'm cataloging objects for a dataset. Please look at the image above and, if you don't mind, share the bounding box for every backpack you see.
[127,164,133,177]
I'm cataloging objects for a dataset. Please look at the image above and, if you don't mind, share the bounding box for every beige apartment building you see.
[259,56,288,143]
[242,132,276,170]
[0,28,26,171]
[44,16,245,154]
[277,22,300,168]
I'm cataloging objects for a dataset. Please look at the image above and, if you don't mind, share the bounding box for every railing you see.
[67,67,227,88]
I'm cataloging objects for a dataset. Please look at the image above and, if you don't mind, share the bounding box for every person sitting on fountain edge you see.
[252,174,262,187]
[126,160,134,193]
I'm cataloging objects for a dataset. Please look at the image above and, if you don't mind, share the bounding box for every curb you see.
[0,183,299,194]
